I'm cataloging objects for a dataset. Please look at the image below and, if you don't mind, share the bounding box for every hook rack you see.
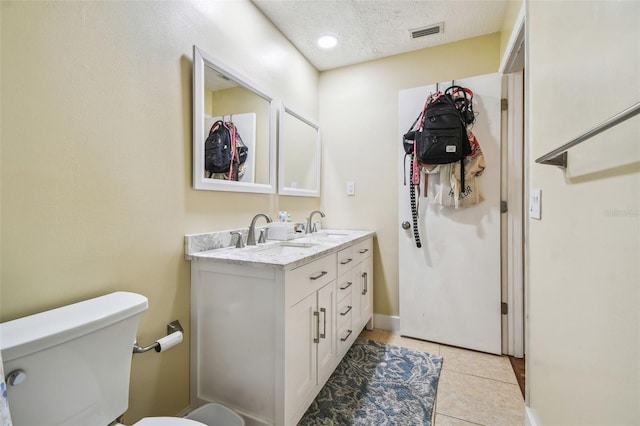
[133,320,184,353]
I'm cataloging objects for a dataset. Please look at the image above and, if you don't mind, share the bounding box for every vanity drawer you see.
[337,294,352,328]
[337,246,354,277]
[337,323,353,358]
[352,238,372,265]
[285,253,337,307]
[336,270,353,302]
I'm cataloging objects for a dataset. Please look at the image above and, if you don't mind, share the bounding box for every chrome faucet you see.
[306,210,325,234]
[247,213,272,245]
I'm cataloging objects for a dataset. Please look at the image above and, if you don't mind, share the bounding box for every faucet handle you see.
[230,231,245,248]
[258,228,267,244]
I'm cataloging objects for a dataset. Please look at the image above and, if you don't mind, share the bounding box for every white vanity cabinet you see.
[284,253,337,425]
[189,233,374,426]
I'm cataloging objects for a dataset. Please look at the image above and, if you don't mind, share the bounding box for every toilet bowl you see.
[184,403,245,426]
[133,417,207,426]
[0,292,240,426]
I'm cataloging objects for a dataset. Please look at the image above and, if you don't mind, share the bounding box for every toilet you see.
[0,291,242,426]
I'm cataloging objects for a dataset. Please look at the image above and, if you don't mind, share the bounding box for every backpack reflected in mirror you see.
[204,120,248,181]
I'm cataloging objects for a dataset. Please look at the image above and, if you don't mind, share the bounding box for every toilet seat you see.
[133,417,207,426]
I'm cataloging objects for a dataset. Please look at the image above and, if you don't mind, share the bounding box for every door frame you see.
[499,3,526,358]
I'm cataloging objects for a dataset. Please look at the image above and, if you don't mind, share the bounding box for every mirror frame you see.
[193,45,277,193]
[278,103,321,197]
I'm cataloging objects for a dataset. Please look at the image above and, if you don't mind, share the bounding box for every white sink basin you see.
[248,242,318,256]
[308,231,354,240]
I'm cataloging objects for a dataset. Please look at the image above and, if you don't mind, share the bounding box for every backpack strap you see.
[411,142,421,185]
[225,122,239,181]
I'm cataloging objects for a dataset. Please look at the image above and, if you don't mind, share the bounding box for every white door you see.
[398,73,502,354]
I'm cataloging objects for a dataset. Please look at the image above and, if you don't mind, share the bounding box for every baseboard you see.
[525,405,540,426]
[373,313,400,332]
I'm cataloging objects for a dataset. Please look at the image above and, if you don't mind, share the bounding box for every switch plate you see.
[346,181,355,196]
[529,188,542,220]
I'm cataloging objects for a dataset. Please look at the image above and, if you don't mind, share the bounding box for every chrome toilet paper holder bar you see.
[133,320,183,354]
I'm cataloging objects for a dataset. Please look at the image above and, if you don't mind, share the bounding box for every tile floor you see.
[359,328,525,426]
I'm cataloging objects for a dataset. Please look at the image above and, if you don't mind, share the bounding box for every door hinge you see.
[501,302,508,315]
[500,200,508,213]
[501,98,508,111]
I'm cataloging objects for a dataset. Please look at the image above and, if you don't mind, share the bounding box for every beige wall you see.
[319,33,501,317]
[499,0,524,62]
[0,0,318,423]
[527,1,640,424]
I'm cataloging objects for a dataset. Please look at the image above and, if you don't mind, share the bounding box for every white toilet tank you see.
[0,291,149,426]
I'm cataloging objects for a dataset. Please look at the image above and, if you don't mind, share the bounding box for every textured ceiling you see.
[252,0,509,71]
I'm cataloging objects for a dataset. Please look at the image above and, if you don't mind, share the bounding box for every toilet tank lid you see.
[0,291,149,362]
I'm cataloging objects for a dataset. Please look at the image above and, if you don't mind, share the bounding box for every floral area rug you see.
[299,338,443,426]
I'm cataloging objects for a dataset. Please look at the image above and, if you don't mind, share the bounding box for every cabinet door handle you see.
[340,281,352,290]
[359,248,369,254]
[361,272,368,295]
[340,330,353,342]
[310,271,327,280]
[320,307,327,339]
[340,258,353,265]
[340,306,352,316]
[313,311,320,343]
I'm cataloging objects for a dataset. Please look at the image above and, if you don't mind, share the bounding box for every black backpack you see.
[204,120,248,180]
[417,91,470,165]
[404,86,475,188]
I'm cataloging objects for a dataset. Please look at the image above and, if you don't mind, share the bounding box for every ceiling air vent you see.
[410,23,444,39]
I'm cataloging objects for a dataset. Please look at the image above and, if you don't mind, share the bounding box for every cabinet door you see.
[355,258,373,331]
[316,280,337,386]
[286,292,318,413]
[351,266,363,334]
[361,257,373,328]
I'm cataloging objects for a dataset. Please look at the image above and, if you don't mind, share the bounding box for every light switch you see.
[346,181,355,196]
[529,188,541,220]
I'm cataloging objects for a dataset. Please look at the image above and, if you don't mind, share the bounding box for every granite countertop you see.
[185,229,375,270]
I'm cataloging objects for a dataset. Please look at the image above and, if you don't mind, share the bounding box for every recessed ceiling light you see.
[317,35,338,49]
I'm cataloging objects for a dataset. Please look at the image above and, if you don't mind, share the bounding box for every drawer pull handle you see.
[362,272,368,295]
[320,307,327,339]
[340,306,352,316]
[310,271,328,280]
[313,311,320,343]
[340,258,353,265]
[359,248,369,254]
[340,330,353,342]
[340,281,353,290]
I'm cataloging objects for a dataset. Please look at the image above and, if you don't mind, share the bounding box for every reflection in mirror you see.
[193,46,276,193]
[278,104,321,197]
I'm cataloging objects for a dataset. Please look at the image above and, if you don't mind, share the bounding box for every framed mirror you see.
[193,46,276,193]
[278,104,321,197]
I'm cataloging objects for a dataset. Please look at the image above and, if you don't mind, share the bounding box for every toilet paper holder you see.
[133,320,184,354]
